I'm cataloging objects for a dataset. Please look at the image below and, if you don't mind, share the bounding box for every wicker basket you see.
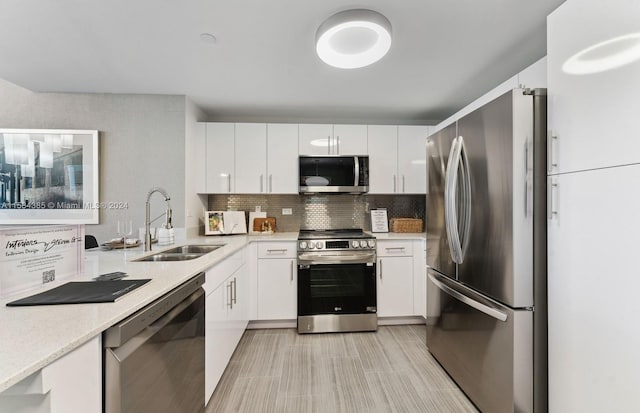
[390,218,423,233]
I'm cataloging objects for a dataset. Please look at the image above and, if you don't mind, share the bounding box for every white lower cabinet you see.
[0,336,102,413]
[256,242,297,320]
[204,250,248,404]
[376,240,414,317]
[413,239,427,318]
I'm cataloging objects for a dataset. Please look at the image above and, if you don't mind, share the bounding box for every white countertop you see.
[0,232,298,393]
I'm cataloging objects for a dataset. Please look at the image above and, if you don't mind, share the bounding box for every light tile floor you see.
[206,325,478,413]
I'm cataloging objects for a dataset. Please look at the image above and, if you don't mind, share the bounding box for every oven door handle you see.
[298,252,376,265]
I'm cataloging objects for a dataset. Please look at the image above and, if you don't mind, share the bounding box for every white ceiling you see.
[0,0,565,124]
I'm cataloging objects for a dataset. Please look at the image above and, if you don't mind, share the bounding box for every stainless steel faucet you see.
[145,187,172,251]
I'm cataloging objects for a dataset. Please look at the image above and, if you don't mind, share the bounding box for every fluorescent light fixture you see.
[316,9,391,69]
[563,32,640,75]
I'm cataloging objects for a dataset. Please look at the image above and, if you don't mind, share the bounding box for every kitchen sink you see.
[162,245,222,254]
[133,244,224,262]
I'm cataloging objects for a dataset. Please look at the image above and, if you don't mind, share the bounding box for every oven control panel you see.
[298,239,375,251]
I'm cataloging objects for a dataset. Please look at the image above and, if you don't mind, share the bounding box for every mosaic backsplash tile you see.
[208,194,425,232]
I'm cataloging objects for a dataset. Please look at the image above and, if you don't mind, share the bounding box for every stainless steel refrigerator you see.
[426,88,547,413]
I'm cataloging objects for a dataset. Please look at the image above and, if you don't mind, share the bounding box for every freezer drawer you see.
[426,270,533,413]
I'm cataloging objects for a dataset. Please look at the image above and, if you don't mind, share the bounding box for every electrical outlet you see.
[282,208,292,215]
[255,206,261,212]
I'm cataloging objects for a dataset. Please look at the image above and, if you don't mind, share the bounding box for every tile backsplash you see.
[208,194,425,232]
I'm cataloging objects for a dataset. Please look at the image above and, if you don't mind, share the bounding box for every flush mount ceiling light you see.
[562,32,640,75]
[316,9,392,69]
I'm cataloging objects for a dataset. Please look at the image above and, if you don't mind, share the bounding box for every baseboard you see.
[247,316,426,330]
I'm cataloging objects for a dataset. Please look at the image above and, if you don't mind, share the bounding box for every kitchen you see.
[1,0,639,412]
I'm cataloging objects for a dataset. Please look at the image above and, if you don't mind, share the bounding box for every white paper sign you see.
[0,224,85,297]
[370,209,389,233]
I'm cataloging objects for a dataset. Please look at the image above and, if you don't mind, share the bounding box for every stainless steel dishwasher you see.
[103,273,205,413]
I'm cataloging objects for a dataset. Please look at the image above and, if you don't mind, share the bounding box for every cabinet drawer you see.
[377,240,413,256]
[257,242,297,259]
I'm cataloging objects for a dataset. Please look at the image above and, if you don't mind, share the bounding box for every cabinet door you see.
[367,125,398,193]
[548,164,640,413]
[333,124,367,155]
[548,0,640,174]
[377,256,414,317]
[235,123,267,193]
[205,279,232,404]
[205,123,235,193]
[299,124,333,155]
[413,240,427,318]
[228,263,249,349]
[257,258,297,320]
[267,123,299,193]
[398,125,430,194]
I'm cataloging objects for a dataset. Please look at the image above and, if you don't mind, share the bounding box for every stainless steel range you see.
[297,229,377,334]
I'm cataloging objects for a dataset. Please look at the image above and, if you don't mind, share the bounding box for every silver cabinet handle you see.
[290,260,294,282]
[260,174,264,193]
[328,135,331,155]
[232,277,237,304]
[267,249,288,253]
[226,282,232,309]
[547,131,558,173]
[429,272,508,322]
[227,174,231,193]
[337,136,340,154]
[379,259,383,279]
[402,175,406,192]
[269,174,273,193]
[385,247,405,250]
[393,175,397,193]
[548,177,559,219]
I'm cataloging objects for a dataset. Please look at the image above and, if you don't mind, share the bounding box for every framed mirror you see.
[0,129,99,224]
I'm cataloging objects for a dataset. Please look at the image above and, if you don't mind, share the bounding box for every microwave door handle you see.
[354,156,359,186]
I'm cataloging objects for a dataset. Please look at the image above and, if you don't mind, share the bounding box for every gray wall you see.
[0,79,186,243]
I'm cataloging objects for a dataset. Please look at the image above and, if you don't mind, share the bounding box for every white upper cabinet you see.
[548,0,640,174]
[299,124,367,155]
[368,125,430,194]
[368,125,398,193]
[299,124,333,155]
[235,123,267,193]
[398,125,431,194]
[267,124,299,193]
[333,124,367,155]
[517,57,547,89]
[205,123,235,193]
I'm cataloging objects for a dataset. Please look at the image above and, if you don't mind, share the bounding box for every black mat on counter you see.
[6,279,151,306]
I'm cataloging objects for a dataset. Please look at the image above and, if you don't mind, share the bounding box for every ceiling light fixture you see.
[562,32,640,75]
[316,9,392,69]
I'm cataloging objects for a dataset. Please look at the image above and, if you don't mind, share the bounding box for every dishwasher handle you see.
[104,273,205,348]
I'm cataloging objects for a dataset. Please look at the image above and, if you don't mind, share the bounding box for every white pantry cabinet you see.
[267,124,299,193]
[256,242,297,320]
[547,164,640,413]
[204,250,248,404]
[299,124,367,155]
[376,240,414,317]
[0,336,101,413]
[547,0,640,174]
[205,122,235,193]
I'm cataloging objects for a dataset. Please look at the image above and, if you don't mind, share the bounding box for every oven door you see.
[297,251,377,316]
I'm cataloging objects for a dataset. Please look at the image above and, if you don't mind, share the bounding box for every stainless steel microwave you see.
[299,156,369,194]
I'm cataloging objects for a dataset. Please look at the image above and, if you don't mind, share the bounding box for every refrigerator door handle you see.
[458,137,472,262]
[428,272,508,322]
[444,137,461,263]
